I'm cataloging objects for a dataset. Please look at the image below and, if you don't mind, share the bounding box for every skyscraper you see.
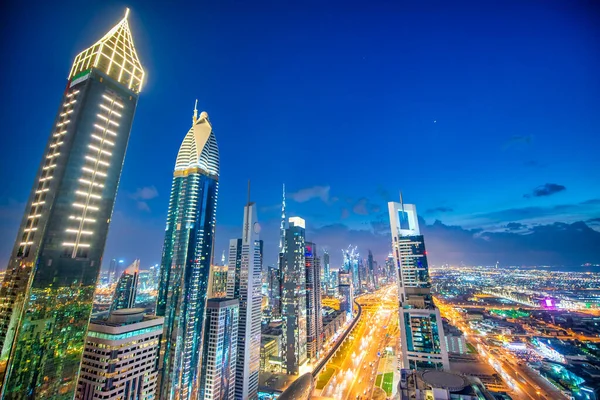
[305,242,323,360]
[279,184,286,253]
[388,200,449,371]
[0,10,144,398]
[228,239,243,299]
[386,254,395,282]
[76,309,163,400]
[281,217,308,374]
[110,259,140,312]
[329,270,339,297]
[156,105,220,400]
[226,195,262,400]
[199,298,239,400]
[275,184,286,318]
[373,260,380,289]
[210,265,229,298]
[342,246,360,293]
[323,250,330,291]
[367,250,375,289]
[338,271,353,317]
[358,257,366,292]
[267,265,280,316]
[108,258,118,285]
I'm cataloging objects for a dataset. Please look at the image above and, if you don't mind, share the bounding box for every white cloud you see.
[137,201,151,212]
[128,186,159,212]
[130,186,159,200]
[289,185,330,203]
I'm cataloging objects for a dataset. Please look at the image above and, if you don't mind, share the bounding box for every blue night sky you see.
[1,0,599,269]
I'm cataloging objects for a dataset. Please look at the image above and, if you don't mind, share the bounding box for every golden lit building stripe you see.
[68,8,145,93]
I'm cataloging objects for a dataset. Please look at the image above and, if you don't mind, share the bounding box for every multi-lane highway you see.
[436,298,567,400]
[320,285,398,400]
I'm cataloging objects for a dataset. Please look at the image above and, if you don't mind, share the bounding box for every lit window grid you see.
[66,95,120,255]
[68,19,144,93]
[19,90,79,252]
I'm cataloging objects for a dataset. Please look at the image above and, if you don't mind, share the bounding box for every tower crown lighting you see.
[69,8,145,93]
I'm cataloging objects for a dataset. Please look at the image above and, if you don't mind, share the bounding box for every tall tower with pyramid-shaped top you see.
[0,9,145,398]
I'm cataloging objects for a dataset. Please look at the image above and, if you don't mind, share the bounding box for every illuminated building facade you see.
[367,250,375,289]
[156,106,219,400]
[338,272,353,316]
[329,270,339,297]
[226,199,262,400]
[388,201,449,371]
[76,309,163,400]
[210,265,229,298]
[110,259,139,312]
[260,336,280,372]
[305,242,322,360]
[199,298,239,400]
[267,265,280,316]
[386,254,395,282]
[0,10,144,398]
[281,217,308,374]
[342,246,360,293]
[108,258,118,285]
[274,184,287,319]
[323,250,330,290]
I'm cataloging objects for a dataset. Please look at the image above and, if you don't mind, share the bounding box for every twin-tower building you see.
[0,9,260,400]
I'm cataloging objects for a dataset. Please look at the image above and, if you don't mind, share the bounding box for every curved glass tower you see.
[0,10,144,398]
[156,107,219,400]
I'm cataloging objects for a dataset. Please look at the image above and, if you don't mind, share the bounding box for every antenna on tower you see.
[400,191,405,213]
[243,180,251,242]
[247,180,251,206]
[279,183,286,252]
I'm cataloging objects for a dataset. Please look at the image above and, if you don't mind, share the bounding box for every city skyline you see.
[0,4,599,400]
[1,1,599,270]
[0,4,600,400]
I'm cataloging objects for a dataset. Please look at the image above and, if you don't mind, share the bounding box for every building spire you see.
[400,190,405,212]
[244,180,251,242]
[124,7,130,19]
[247,180,251,206]
[279,183,286,252]
[193,99,198,123]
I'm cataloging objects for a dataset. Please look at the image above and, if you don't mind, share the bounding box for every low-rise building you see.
[211,264,229,298]
[444,322,467,354]
[261,326,283,373]
[261,336,280,372]
[398,369,495,400]
[322,308,346,343]
[76,308,163,400]
[531,337,587,364]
